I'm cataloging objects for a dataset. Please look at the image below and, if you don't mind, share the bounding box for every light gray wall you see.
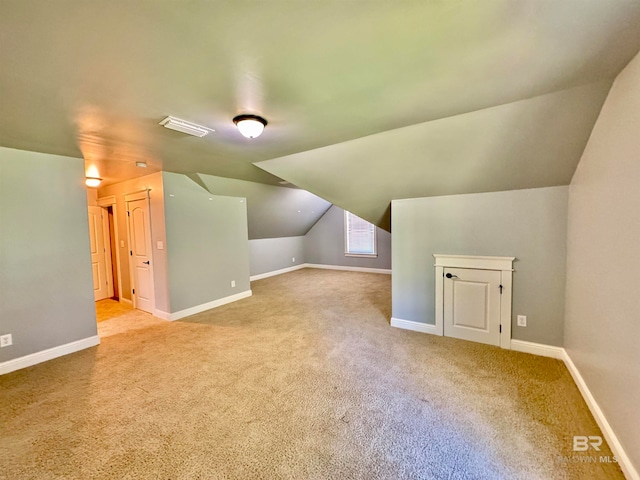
[565,52,640,472]
[249,237,305,277]
[392,186,568,346]
[0,147,97,362]
[98,173,169,312]
[163,172,250,313]
[304,205,391,270]
[196,173,331,239]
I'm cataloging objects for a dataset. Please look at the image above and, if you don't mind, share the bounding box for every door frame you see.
[124,189,155,313]
[434,254,514,349]
[97,195,122,302]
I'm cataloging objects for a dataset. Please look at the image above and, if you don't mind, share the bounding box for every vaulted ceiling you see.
[190,173,331,239]
[1,1,640,226]
[255,81,611,229]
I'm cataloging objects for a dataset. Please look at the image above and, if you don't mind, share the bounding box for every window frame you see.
[344,210,378,258]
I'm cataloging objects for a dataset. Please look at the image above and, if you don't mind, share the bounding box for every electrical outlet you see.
[231,280,236,288]
[292,257,295,262]
[0,334,13,347]
[517,315,527,327]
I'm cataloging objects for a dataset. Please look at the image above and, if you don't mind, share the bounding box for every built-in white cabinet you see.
[434,255,514,349]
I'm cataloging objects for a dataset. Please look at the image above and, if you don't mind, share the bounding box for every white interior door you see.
[88,206,109,301]
[443,267,502,346]
[127,197,154,313]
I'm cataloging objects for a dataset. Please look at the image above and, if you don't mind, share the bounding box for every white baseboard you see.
[250,264,306,281]
[306,263,391,275]
[153,309,171,321]
[250,263,391,282]
[0,335,101,376]
[164,290,253,321]
[120,298,132,306]
[390,317,441,335]
[562,350,639,480]
[510,339,565,359]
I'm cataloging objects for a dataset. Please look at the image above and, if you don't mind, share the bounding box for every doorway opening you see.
[88,202,130,324]
[88,191,163,337]
[87,194,131,328]
[107,205,119,300]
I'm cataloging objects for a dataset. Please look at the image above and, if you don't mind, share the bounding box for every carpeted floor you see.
[0,269,623,479]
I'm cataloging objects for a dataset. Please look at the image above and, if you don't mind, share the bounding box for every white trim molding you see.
[250,264,307,282]
[123,189,150,202]
[0,335,100,375]
[96,195,116,207]
[562,350,639,480]
[305,263,391,275]
[120,297,133,306]
[250,263,391,280]
[390,318,441,335]
[153,309,171,321]
[510,339,565,359]
[158,290,252,322]
[433,254,515,271]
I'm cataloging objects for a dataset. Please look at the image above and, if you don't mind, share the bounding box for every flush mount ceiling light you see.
[233,114,267,139]
[85,177,102,188]
[159,116,213,137]
[135,161,147,168]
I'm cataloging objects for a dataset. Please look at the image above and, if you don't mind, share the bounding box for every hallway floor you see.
[95,299,165,338]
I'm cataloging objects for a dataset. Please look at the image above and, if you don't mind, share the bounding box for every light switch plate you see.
[517,315,527,327]
[157,241,164,250]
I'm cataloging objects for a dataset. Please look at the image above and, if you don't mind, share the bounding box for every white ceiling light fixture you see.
[85,177,102,188]
[159,116,213,137]
[233,114,267,139]
[135,161,147,168]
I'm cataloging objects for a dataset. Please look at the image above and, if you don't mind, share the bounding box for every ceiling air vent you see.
[159,116,213,137]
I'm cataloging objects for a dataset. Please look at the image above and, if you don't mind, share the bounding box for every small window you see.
[344,210,377,257]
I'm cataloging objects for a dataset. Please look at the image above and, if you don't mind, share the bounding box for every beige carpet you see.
[0,269,623,479]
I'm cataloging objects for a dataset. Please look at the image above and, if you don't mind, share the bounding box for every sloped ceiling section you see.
[1,2,640,189]
[192,174,331,240]
[255,81,612,230]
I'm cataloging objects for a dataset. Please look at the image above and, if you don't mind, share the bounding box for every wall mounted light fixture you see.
[233,114,267,138]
